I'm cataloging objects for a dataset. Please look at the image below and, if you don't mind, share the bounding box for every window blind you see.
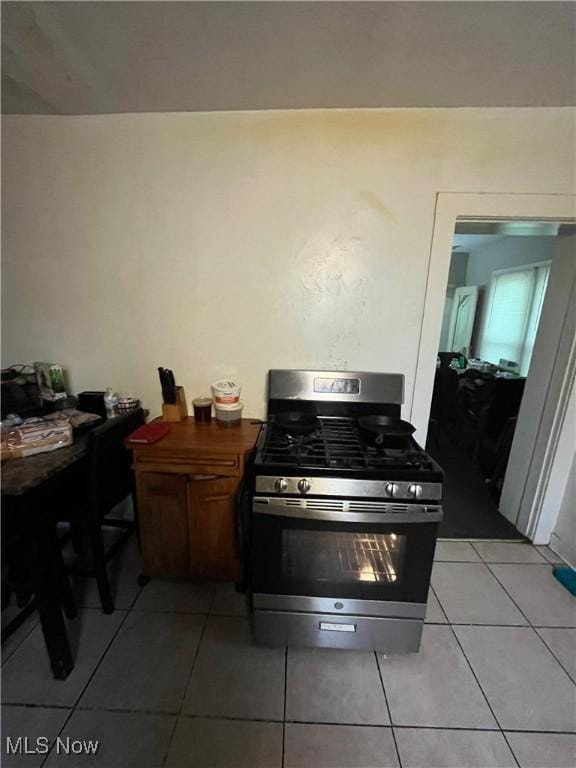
[479,264,550,370]
[520,266,550,376]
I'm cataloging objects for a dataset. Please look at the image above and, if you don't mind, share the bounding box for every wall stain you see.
[357,190,396,223]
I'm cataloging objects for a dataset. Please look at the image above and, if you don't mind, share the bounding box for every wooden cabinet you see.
[131,418,260,581]
[188,475,241,580]
[137,472,190,577]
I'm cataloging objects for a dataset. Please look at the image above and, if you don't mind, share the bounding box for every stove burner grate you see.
[262,417,431,471]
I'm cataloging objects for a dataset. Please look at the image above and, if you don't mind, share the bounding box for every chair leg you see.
[70,520,83,555]
[29,512,74,679]
[130,480,143,552]
[48,526,77,620]
[88,515,115,614]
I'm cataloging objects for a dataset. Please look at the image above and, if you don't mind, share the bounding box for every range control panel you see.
[255,476,442,501]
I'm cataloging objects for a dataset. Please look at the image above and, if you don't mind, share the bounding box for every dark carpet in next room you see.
[426,430,523,540]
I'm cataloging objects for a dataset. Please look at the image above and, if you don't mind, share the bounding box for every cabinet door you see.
[137,472,190,577]
[187,475,241,581]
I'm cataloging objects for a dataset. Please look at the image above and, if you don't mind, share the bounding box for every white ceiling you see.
[2,1,575,115]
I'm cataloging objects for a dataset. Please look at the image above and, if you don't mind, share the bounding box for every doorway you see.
[430,223,564,538]
[410,193,576,542]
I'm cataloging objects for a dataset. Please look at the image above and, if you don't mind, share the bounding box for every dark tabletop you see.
[1,435,89,497]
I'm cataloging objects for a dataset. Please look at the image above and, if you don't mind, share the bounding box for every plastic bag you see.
[0,417,73,461]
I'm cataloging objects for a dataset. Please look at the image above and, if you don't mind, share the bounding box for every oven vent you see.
[283,498,342,510]
[348,502,410,514]
[253,497,443,520]
[281,499,413,514]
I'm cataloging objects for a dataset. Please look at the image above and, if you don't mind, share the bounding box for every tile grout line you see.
[10,702,576,736]
[207,584,219,615]
[437,539,525,544]
[374,651,403,768]
[485,561,576,686]
[447,623,521,767]
[1,613,41,666]
[12,698,576,736]
[433,554,533,628]
[426,621,573,628]
[281,720,576,735]
[437,548,574,761]
[536,546,566,566]
[483,556,570,634]
[469,540,549,566]
[38,606,133,768]
[26,704,576,736]
[435,551,576,676]
[281,646,288,768]
[160,606,213,768]
[9,699,576,735]
[124,568,145,611]
[532,629,576,684]
[126,608,243,616]
[429,584,448,623]
[437,558,548,565]
[483,559,555,627]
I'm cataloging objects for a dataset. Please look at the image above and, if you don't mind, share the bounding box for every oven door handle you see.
[252,499,443,524]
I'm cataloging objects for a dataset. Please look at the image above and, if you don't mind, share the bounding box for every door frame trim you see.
[411,192,576,538]
[447,284,478,354]
[520,276,575,542]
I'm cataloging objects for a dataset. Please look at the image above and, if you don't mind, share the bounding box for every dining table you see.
[2,434,91,679]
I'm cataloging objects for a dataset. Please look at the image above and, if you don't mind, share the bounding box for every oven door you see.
[250,497,440,617]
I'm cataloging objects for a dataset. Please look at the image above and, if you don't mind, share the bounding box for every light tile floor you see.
[2,540,575,768]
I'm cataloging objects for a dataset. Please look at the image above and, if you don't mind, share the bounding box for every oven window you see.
[282,530,406,585]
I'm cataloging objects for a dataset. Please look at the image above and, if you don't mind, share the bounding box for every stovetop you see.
[254,416,442,481]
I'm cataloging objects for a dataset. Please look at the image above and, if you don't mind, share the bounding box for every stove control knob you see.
[274,478,288,493]
[298,478,311,494]
[385,482,399,498]
[408,483,423,499]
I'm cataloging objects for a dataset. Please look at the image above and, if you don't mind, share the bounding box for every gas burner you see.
[364,446,425,468]
[272,411,320,436]
[285,430,319,445]
[260,416,434,473]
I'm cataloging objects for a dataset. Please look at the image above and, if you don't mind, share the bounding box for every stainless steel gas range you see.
[243,370,443,654]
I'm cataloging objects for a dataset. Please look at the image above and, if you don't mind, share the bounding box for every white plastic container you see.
[214,400,243,425]
[211,379,241,405]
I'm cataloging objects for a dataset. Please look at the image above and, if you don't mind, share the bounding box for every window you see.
[282,530,406,585]
[479,262,551,376]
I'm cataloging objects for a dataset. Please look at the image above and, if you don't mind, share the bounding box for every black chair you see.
[428,366,461,446]
[2,480,79,678]
[484,416,519,502]
[481,378,525,439]
[74,409,145,613]
[467,378,525,464]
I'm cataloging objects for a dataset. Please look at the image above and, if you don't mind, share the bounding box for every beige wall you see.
[2,108,574,418]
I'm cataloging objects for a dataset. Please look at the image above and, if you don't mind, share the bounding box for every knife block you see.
[162,387,188,422]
